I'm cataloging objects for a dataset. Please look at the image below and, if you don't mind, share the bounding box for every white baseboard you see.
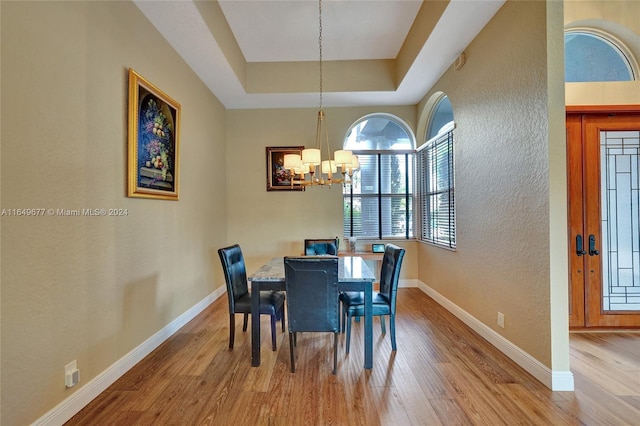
[398,278,419,288]
[416,281,574,392]
[551,370,575,391]
[33,287,225,426]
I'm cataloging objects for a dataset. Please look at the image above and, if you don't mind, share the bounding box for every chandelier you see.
[283,0,359,188]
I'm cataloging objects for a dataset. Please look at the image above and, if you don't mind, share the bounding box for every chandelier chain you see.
[318,0,323,110]
[284,0,358,189]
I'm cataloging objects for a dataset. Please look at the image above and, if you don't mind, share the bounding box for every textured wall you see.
[1,2,227,424]
[416,1,560,366]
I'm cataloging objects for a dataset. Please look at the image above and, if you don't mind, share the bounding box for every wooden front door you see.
[568,110,640,328]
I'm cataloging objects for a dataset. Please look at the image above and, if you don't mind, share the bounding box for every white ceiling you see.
[134,0,505,109]
[219,1,423,62]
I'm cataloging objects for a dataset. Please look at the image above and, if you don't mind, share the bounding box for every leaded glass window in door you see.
[601,130,640,311]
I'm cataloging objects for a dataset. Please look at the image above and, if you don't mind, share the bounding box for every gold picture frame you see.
[266,146,305,191]
[127,68,181,200]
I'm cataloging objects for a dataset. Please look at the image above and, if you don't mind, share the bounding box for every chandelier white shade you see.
[321,160,337,174]
[334,150,353,167]
[284,154,301,169]
[301,147,321,166]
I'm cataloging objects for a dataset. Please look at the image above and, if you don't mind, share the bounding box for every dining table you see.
[248,255,376,369]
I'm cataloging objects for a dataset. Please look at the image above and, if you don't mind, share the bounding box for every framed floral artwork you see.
[127,68,181,200]
[266,146,305,191]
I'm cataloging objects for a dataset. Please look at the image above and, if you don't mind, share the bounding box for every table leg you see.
[251,280,261,367]
[364,280,373,369]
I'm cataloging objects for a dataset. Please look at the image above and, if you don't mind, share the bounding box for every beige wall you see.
[415,0,564,367]
[224,106,418,279]
[5,0,635,423]
[1,2,227,424]
[565,0,640,105]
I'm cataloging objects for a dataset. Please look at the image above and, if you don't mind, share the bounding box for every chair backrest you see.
[218,244,249,313]
[379,244,406,314]
[284,256,339,333]
[304,238,338,255]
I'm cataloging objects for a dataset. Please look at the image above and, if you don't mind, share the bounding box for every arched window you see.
[565,30,636,82]
[417,94,455,249]
[343,114,415,239]
[426,95,453,140]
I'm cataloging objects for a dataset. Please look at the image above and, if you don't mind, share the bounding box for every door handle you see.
[588,234,600,256]
[576,235,587,256]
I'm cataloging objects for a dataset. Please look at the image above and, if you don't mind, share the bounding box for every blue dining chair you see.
[284,256,340,374]
[218,244,285,351]
[304,238,339,255]
[339,244,405,353]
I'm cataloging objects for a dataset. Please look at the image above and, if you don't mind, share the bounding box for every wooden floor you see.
[66,288,640,425]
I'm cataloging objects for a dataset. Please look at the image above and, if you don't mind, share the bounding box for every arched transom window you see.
[565,29,636,82]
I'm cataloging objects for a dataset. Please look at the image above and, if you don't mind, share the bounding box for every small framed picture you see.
[266,146,305,191]
[372,243,385,253]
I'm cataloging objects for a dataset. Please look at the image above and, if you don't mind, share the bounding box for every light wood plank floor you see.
[66,288,640,425]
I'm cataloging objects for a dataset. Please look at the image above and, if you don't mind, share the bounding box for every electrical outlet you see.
[65,360,79,388]
[497,312,505,328]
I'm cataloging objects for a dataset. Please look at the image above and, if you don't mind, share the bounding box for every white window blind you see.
[343,152,414,239]
[417,126,455,248]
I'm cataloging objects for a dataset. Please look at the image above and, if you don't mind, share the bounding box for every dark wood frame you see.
[266,146,305,191]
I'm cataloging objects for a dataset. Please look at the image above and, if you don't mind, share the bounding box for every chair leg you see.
[242,313,248,332]
[289,332,296,373]
[390,314,397,351]
[380,315,386,334]
[345,315,352,354]
[333,332,338,375]
[341,304,346,333]
[271,315,277,351]
[281,306,286,332]
[228,314,236,349]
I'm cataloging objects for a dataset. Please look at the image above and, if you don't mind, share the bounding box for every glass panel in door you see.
[583,114,640,327]
[600,130,640,312]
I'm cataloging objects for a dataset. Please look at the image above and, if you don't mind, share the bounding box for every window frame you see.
[342,114,416,240]
[417,121,456,249]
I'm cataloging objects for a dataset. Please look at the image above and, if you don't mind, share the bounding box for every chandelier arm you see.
[324,115,332,181]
